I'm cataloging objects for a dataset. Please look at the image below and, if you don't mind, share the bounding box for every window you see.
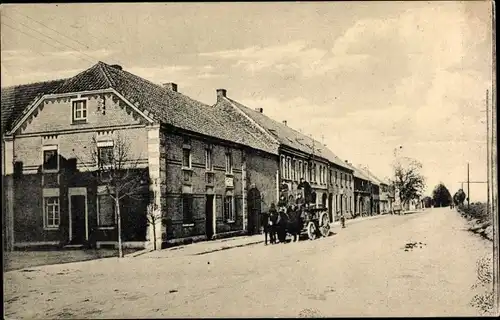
[224,194,235,222]
[205,148,213,171]
[329,169,333,185]
[292,159,297,181]
[299,161,303,180]
[72,99,88,122]
[182,148,191,168]
[304,162,308,181]
[225,152,233,174]
[97,194,115,228]
[335,171,338,185]
[182,194,194,224]
[98,146,114,168]
[281,156,286,179]
[286,157,292,179]
[44,197,60,229]
[42,145,58,171]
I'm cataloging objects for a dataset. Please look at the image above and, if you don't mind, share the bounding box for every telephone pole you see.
[486,89,490,215]
[467,162,470,208]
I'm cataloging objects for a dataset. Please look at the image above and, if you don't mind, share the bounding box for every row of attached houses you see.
[2,62,362,251]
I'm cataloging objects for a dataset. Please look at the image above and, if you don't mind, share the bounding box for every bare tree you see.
[146,180,162,251]
[390,157,426,211]
[73,133,149,258]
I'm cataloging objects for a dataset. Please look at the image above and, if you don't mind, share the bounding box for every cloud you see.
[200,41,333,76]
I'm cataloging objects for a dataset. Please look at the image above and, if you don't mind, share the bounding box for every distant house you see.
[212,90,355,223]
[379,181,392,214]
[350,164,372,217]
[1,62,280,250]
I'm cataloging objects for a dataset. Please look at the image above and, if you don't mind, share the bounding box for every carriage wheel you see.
[307,222,317,240]
[319,213,330,237]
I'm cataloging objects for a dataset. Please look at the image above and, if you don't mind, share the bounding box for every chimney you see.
[163,82,178,92]
[110,64,122,70]
[254,108,263,113]
[216,89,227,102]
[282,120,287,126]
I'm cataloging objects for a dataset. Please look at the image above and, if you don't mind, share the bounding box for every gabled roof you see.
[358,166,383,185]
[209,98,279,155]
[349,164,372,182]
[1,79,66,135]
[1,62,278,155]
[219,97,352,170]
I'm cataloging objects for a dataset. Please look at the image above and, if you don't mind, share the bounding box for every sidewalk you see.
[133,234,265,259]
[136,212,401,259]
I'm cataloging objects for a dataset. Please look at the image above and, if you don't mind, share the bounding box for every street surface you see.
[4,208,494,318]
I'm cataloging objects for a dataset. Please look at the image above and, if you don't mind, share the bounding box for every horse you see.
[262,210,278,245]
[275,206,303,243]
[285,206,303,242]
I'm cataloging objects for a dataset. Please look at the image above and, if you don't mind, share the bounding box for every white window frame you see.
[225,152,233,174]
[42,145,59,173]
[286,157,291,180]
[224,193,235,223]
[71,98,88,123]
[43,188,60,230]
[97,140,114,170]
[304,162,309,182]
[205,148,213,171]
[96,186,116,230]
[298,160,303,180]
[182,147,192,169]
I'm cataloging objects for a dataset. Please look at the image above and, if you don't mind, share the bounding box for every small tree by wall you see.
[390,157,426,211]
[453,189,467,206]
[73,133,149,257]
[146,180,162,251]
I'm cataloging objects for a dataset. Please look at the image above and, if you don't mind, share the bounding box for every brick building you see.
[2,62,279,250]
[212,91,354,224]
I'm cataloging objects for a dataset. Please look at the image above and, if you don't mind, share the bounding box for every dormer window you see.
[72,99,88,123]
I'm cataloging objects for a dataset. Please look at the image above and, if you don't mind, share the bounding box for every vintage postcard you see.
[1,1,497,318]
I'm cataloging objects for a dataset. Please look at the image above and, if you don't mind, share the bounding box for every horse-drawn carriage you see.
[265,180,331,243]
[300,206,331,240]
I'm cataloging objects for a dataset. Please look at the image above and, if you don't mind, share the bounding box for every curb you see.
[128,248,154,258]
[193,239,264,256]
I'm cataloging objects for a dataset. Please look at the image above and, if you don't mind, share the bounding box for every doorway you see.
[68,188,88,245]
[247,188,261,235]
[328,193,333,222]
[205,195,215,239]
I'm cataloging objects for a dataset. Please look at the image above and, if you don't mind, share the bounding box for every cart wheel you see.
[307,222,317,240]
[319,213,330,237]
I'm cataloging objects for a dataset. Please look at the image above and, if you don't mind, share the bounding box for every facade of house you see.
[352,166,372,217]
[379,182,393,214]
[212,91,354,223]
[2,62,280,250]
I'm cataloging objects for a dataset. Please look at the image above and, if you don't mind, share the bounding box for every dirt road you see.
[4,208,494,318]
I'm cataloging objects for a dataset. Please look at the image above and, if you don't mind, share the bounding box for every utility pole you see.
[486,89,490,216]
[467,162,470,208]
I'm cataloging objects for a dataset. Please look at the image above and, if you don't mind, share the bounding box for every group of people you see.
[262,193,308,245]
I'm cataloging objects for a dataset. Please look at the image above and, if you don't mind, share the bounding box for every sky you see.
[1,2,494,200]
